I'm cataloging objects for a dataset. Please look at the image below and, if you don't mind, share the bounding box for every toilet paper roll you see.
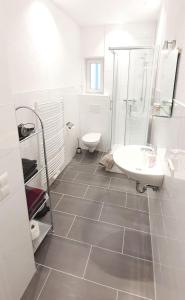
[30,220,40,241]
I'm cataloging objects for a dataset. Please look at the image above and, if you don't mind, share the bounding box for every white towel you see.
[99,153,114,170]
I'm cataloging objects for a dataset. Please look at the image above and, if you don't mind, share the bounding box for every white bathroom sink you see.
[113,145,164,187]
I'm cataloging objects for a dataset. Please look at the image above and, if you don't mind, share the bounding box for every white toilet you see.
[82,132,101,153]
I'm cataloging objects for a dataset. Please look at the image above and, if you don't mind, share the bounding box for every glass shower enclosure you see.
[110,47,154,150]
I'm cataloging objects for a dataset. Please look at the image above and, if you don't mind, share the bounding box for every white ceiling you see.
[54,0,161,26]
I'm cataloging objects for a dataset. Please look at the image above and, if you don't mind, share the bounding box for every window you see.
[86,58,104,94]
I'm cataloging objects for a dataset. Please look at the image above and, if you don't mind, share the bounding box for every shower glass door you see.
[111,48,154,150]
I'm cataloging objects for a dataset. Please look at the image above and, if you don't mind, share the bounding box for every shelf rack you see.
[16,106,54,253]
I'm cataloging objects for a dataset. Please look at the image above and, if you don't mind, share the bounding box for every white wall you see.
[150,1,185,299]
[8,0,82,166]
[79,22,156,151]
[0,0,82,298]
[0,3,35,300]
[78,94,111,152]
[81,23,156,93]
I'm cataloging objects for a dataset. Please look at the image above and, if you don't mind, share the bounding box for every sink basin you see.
[113,145,164,187]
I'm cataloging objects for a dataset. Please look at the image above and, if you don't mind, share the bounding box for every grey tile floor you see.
[22,150,154,300]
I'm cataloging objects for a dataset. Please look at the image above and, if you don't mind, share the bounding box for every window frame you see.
[85,57,104,94]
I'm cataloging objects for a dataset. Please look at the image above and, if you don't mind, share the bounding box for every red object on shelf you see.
[26,187,46,219]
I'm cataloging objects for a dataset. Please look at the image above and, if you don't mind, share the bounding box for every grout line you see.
[52,191,149,214]
[54,194,64,210]
[50,191,63,195]
[66,215,77,237]
[72,171,80,182]
[122,227,126,254]
[36,269,51,300]
[50,232,91,247]
[148,193,157,300]
[82,245,92,278]
[93,164,99,175]
[116,290,119,300]
[52,182,132,198]
[107,177,112,189]
[55,178,115,190]
[60,193,100,204]
[98,202,104,221]
[53,193,64,210]
[49,232,152,263]
[54,178,88,187]
[83,185,89,199]
[53,209,151,235]
[125,194,149,214]
[54,190,135,211]
[36,263,153,300]
[125,192,128,208]
[121,253,153,263]
[84,278,152,300]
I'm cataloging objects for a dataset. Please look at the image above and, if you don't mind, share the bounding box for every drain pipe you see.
[136,181,159,194]
[136,182,147,193]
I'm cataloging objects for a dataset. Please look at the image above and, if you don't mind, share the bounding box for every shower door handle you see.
[122,99,134,117]
[122,99,136,104]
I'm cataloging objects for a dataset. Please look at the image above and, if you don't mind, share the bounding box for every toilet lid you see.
[82,133,101,143]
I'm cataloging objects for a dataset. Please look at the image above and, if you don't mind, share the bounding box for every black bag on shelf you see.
[35,204,50,219]
[22,158,38,182]
[18,123,35,141]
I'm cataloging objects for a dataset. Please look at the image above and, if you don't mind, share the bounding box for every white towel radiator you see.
[35,99,65,185]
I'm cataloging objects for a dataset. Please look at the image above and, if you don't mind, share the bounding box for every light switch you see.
[0,172,10,202]
[0,172,8,188]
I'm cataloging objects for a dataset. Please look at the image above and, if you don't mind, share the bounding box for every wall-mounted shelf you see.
[29,193,49,220]
[24,165,45,185]
[19,129,42,143]
[16,106,54,255]
[33,221,52,253]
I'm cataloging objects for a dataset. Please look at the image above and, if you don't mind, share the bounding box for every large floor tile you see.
[123,229,152,261]
[50,192,63,209]
[67,163,97,174]
[69,217,124,252]
[126,194,149,213]
[160,198,185,219]
[85,247,154,299]
[151,235,160,263]
[71,151,86,163]
[81,151,103,164]
[149,214,166,236]
[39,270,116,300]
[21,265,50,300]
[35,235,90,276]
[109,178,137,193]
[57,169,78,181]
[101,205,150,233]
[55,195,102,220]
[153,236,185,269]
[148,197,162,215]
[118,291,146,300]
[163,216,185,241]
[42,211,75,236]
[154,263,185,300]
[74,173,110,187]
[85,186,126,206]
[51,180,87,197]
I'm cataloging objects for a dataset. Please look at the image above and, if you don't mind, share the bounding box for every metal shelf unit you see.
[16,106,54,254]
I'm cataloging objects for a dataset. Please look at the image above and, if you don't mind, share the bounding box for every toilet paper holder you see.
[66,122,74,129]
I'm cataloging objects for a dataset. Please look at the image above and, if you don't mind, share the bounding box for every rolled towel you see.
[99,153,114,170]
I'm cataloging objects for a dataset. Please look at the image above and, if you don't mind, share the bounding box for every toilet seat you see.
[82,133,101,144]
